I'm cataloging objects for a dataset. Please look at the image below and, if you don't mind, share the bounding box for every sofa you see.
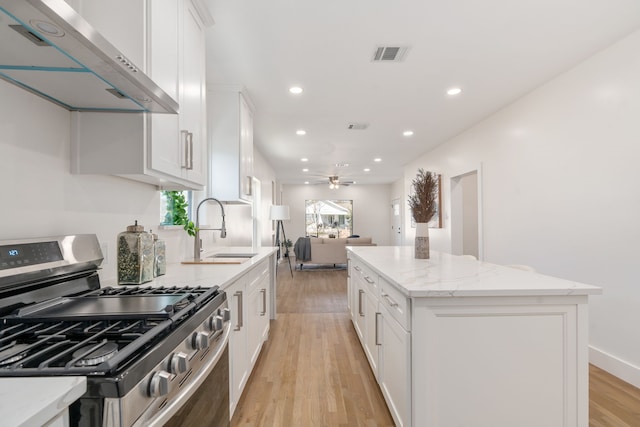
[293,237,376,269]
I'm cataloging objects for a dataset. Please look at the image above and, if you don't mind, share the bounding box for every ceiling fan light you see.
[329,183,335,189]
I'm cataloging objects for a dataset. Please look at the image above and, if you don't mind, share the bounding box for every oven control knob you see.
[192,331,210,350]
[221,307,231,322]
[208,315,224,332]
[170,352,190,375]
[149,370,171,397]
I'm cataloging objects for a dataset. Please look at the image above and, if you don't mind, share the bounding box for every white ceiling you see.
[205,0,640,186]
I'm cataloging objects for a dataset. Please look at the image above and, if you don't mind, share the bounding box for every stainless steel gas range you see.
[0,234,231,427]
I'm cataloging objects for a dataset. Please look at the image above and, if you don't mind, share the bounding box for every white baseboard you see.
[590,345,640,388]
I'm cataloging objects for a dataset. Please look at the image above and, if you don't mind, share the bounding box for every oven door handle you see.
[138,322,231,427]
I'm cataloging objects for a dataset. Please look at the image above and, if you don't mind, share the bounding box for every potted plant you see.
[408,168,438,259]
[283,239,293,257]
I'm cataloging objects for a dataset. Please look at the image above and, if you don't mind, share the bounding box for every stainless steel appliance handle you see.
[234,291,243,330]
[358,289,364,317]
[260,288,266,316]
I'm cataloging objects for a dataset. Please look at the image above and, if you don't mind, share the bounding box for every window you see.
[305,200,353,238]
[160,191,193,225]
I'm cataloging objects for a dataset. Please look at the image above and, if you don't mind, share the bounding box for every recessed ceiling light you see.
[403,130,414,137]
[301,158,308,162]
[296,130,306,135]
[374,158,382,162]
[289,86,303,94]
[302,168,309,172]
[335,162,350,168]
[364,168,371,172]
[304,181,309,184]
[447,87,462,96]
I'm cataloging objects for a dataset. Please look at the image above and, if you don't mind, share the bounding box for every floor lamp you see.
[270,205,293,277]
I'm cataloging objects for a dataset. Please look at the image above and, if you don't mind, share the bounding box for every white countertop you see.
[0,376,86,427]
[101,246,277,290]
[348,246,602,298]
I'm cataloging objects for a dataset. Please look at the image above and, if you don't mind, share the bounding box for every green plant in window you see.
[163,191,198,237]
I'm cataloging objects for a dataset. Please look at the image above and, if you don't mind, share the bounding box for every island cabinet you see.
[70,0,211,190]
[226,258,271,417]
[208,88,254,202]
[347,247,601,427]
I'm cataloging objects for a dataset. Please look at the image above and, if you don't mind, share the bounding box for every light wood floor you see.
[232,264,640,427]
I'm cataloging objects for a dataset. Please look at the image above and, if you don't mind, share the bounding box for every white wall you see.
[0,80,276,284]
[0,81,166,284]
[403,30,640,386]
[281,184,392,246]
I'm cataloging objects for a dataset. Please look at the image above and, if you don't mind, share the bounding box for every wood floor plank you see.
[233,262,640,427]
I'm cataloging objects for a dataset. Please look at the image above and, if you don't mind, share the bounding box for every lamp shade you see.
[270,205,290,221]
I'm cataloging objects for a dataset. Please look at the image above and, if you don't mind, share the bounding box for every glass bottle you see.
[152,231,166,277]
[117,220,154,284]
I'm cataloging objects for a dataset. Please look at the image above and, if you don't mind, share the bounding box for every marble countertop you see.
[0,377,86,426]
[347,246,602,298]
[101,246,277,290]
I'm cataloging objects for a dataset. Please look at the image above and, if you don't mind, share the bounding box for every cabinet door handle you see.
[358,289,364,317]
[245,176,253,196]
[381,292,399,308]
[181,130,189,169]
[260,288,267,316]
[375,312,382,346]
[234,291,243,331]
[187,132,194,170]
[364,276,375,285]
[354,266,362,272]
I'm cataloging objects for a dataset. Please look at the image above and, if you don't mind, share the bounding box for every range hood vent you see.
[0,0,178,113]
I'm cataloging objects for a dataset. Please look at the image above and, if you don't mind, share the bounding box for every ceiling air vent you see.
[372,46,408,62]
[347,123,369,130]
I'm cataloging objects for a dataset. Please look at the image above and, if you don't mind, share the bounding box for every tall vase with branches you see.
[408,169,438,259]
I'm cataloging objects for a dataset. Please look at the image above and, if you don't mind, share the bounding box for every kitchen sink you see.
[181,253,257,265]
[211,253,257,258]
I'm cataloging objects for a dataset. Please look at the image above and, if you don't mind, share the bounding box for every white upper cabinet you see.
[70,0,211,190]
[209,88,255,203]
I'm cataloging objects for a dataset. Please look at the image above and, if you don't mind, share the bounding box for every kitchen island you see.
[347,246,601,427]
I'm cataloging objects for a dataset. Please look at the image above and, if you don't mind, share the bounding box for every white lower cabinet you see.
[362,287,380,374]
[227,259,271,417]
[378,302,411,427]
[349,258,408,426]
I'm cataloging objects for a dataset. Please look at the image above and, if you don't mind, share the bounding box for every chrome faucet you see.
[193,197,227,260]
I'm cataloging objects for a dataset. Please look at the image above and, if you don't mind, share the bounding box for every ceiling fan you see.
[306,175,355,188]
[326,176,353,189]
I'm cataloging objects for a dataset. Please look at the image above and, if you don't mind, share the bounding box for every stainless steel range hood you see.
[0,0,178,113]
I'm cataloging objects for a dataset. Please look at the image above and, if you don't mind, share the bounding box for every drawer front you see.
[246,259,268,292]
[380,276,410,331]
[353,260,378,297]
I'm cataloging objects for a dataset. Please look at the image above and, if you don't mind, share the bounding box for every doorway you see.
[391,198,402,246]
[450,169,482,259]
